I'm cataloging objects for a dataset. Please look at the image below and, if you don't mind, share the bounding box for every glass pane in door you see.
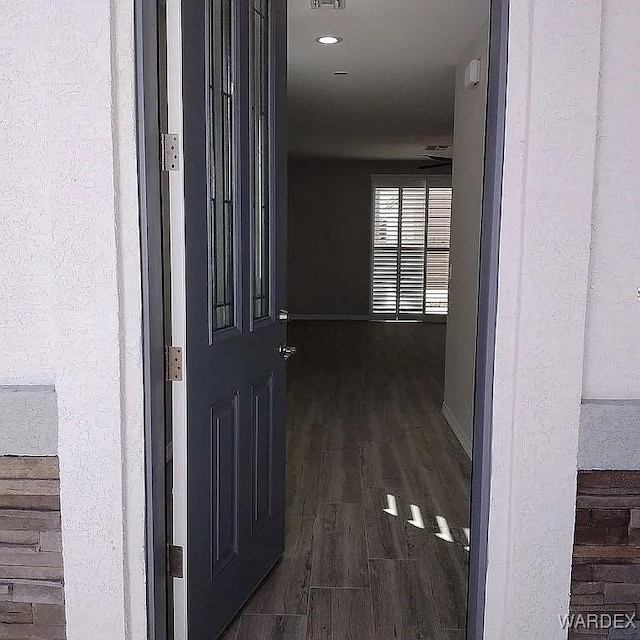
[251,0,270,320]
[207,0,236,333]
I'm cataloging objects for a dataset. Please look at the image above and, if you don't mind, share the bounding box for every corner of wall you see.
[111,0,148,636]
[442,402,473,458]
[484,0,604,636]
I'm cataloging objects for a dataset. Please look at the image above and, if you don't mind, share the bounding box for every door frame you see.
[134,0,509,638]
[135,0,168,638]
[466,0,509,637]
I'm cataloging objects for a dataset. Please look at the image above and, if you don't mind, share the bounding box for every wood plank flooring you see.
[222,321,471,640]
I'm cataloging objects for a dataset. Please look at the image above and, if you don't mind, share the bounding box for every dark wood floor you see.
[223,321,471,640]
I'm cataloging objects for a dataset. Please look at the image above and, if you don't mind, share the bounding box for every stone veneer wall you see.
[0,456,66,639]
[571,471,640,639]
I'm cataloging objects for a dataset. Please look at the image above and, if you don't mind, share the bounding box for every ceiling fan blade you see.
[418,161,451,170]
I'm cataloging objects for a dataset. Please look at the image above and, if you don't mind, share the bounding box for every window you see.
[371,176,452,318]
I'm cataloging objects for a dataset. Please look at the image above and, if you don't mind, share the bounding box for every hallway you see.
[223,321,471,639]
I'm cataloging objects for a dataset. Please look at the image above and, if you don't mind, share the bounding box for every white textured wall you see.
[0,5,55,386]
[577,0,640,470]
[442,22,489,457]
[0,1,146,638]
[583,0,640,401]
[484,0,602,637]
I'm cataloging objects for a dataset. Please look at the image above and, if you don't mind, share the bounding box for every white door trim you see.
[166,0,189,637]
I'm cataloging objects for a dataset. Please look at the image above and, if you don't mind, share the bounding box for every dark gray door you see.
[181,0,287,637]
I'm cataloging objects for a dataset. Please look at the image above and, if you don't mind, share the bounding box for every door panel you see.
[251,375,273,533]
[182,0,287,637]
[210,395,239,576]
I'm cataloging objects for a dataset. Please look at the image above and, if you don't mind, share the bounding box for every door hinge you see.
[161,133,180,172]
[165,346,183,381]
[167,545,184,579]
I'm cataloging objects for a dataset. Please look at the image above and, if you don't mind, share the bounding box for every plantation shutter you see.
[371,177,452,318]
[424,186,452,314]
[398,186,428,314]
[371,186,401,315]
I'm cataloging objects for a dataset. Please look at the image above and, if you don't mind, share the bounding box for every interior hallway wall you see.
[442,22,489,457]
[288,158,450,317]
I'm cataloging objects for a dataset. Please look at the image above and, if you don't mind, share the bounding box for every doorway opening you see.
[136,0,508,637]
[223,0,490,637]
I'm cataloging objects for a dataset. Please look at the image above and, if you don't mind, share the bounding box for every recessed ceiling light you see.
[316,35,342,45]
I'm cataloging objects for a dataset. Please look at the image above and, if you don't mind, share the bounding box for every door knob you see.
[278,344,298,360]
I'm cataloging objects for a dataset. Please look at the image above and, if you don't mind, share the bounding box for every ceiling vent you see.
[310,0,346,9]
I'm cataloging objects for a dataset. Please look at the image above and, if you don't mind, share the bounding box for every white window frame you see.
[369,173,452,322]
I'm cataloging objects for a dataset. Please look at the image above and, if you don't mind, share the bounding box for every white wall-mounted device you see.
[464,59,481,88]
